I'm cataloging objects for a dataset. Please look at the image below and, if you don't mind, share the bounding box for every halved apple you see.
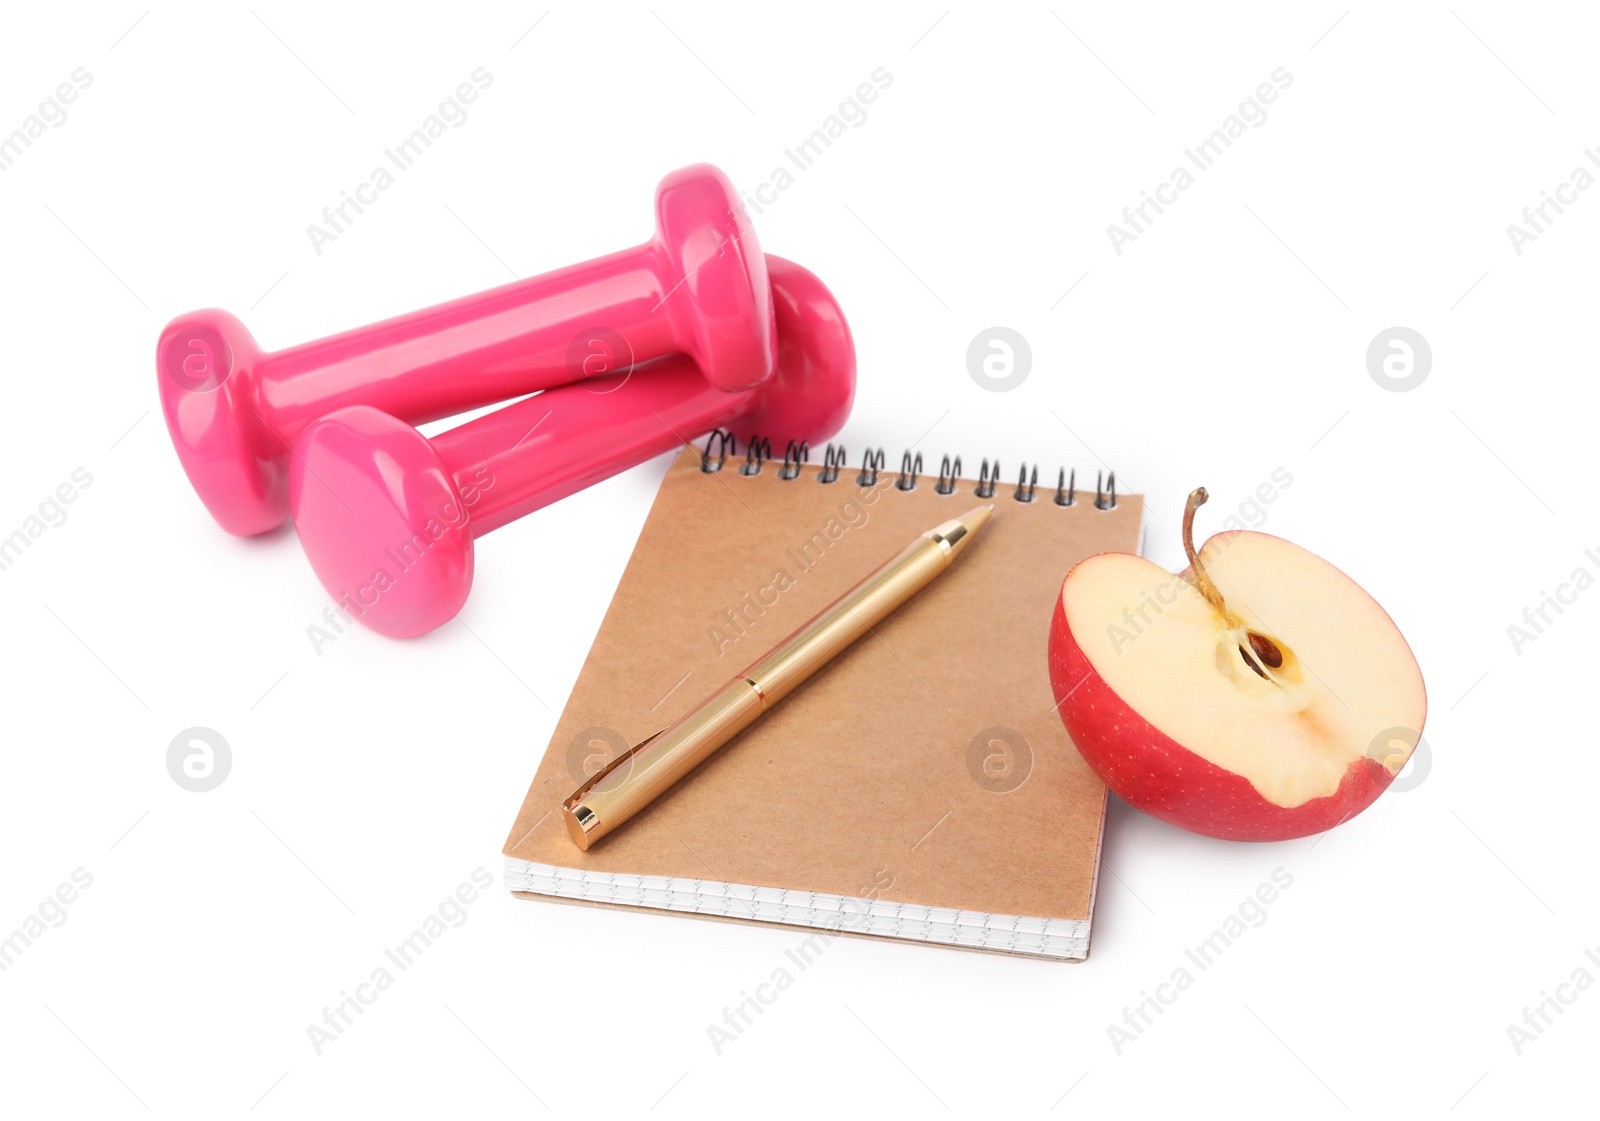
[1048,488,1426,841]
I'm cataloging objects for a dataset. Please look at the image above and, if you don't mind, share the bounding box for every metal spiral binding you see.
[1015,463,1037,503]
[739,437,772,476]
[700,430,733,472]
[896,451,922,491]
[820,445,846,483]
[1095,470,1116,510]
[1055,467,1076,506]
[778,441,809,480]
[976,459,999,499]
[857,448,885,487]
[697,430,1116,509]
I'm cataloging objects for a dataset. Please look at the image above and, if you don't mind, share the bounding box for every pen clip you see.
[562,727,666,811]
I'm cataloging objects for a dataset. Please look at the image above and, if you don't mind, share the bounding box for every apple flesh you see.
[1048,490,1426,841]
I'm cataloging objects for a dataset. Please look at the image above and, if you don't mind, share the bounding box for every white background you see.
[1,2,1594,1116]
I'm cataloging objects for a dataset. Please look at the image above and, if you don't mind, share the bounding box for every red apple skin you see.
[1048,588,1396,842]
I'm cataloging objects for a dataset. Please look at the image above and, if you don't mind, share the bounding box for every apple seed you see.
[1238,646,1265,678]
[1247,631,1284,668]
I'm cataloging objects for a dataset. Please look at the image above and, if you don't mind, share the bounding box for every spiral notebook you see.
[502,438,1146,960]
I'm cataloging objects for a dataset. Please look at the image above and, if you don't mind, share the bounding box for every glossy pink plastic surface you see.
[289,256,854,638]
[158,164,775,537]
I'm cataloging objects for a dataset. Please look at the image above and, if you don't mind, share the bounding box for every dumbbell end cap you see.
[157,310,285,536]
[289,406,474,639]
[653,164,777,393]
[729,255,856,449]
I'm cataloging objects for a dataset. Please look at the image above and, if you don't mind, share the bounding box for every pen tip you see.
[960,504,995,533]
[931,505,994,561]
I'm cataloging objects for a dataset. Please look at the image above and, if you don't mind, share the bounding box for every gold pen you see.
[563,503,996,850]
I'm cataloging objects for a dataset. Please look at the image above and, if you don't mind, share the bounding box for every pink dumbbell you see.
[289,256,854,638]
[158,164,775,537]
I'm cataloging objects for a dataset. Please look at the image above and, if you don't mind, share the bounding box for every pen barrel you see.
[565,531,960,850]
[568,678,764,848]
[741,535,949,705]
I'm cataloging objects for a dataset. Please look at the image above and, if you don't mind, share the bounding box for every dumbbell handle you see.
[259,243,680,440]
[432,358,756,537]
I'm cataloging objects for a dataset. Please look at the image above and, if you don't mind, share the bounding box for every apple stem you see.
[1184,487,1288,680]
[1182,487,1236,622]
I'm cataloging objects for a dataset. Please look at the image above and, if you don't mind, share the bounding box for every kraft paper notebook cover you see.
[502,442,1145,960]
